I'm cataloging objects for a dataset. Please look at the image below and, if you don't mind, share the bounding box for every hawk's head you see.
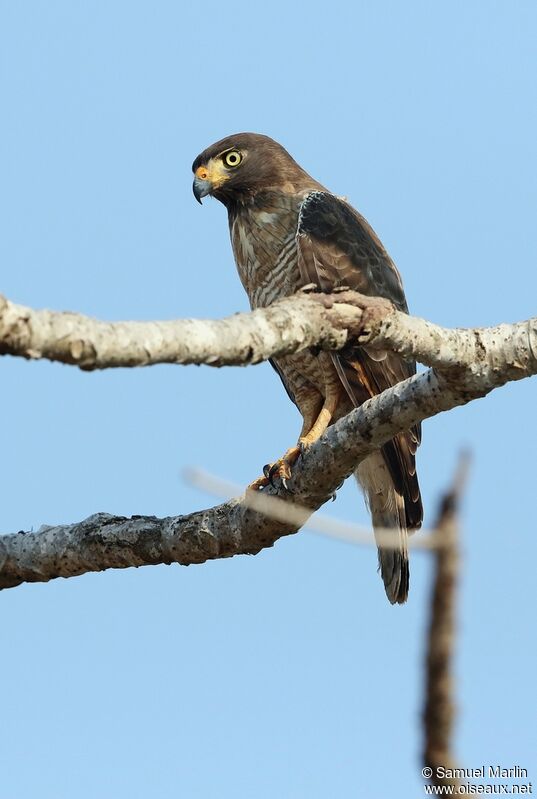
[192,132,309,206]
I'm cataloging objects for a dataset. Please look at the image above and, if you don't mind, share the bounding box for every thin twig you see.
[422,453,470,793]
[184,467,441,550]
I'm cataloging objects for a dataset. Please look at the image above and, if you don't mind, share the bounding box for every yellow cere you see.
[195,158,230,188]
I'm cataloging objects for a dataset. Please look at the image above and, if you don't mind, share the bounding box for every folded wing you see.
[296,191,422,532]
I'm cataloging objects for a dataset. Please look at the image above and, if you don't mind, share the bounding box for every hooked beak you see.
[193,176,211,204]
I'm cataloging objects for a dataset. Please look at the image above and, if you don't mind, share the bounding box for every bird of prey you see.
[192,133,422,604]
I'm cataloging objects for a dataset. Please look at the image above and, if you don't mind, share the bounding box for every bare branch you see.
[0,324,532,589]
[0,289,535,589]
[185,467,442,550]
[0,291,356,369]
[1,291,536,382]
[422,455,470,793]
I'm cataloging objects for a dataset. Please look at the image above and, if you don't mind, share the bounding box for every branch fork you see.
[0,289,535,589]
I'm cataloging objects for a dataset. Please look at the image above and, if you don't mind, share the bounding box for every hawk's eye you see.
[223,150,242,168]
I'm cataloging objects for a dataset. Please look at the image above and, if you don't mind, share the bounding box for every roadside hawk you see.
[192,133,422,604]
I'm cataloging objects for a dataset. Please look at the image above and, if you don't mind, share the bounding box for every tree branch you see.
[422,455,469,793]
[2,289,536,378]
[0,352,534,589]
[0,291,356,369]
[0,289,535,589]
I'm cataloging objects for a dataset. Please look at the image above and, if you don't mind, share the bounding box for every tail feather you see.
[356,452,410,604]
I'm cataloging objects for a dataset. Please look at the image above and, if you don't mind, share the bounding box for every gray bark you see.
[0,289,535,590]
[0,290,355,369]
[3,288,534,376]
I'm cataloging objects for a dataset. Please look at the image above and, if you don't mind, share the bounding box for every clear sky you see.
[1,2,536,797]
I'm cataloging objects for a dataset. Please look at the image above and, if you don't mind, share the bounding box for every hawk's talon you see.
[268,459,290,484]
[267,463,277,482]
[249,445,302,492]
[248,475,269,491]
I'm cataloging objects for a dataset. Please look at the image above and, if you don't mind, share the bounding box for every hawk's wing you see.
[296,191,422,530]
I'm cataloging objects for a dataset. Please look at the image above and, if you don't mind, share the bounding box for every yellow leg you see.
[299,387,340,447]
[249,387,340,490]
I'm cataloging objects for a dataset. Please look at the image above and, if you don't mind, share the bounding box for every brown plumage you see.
[192,132,422,603]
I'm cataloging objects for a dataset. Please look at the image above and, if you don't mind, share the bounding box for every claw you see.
[250,445,301,492]
[248,475,269,490]
[267,461,283,484]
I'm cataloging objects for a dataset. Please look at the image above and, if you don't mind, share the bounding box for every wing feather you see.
[296,191,422,530]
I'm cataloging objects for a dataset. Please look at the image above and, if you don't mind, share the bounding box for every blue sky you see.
[1,2,536,797]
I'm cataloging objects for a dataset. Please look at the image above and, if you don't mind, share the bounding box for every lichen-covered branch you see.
[0,331,535,590]
[0,289,536,589]
[0,290,356,369]
[1,289,536,378]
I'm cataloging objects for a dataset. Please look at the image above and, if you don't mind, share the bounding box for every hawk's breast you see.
[228,192,346,413]
[229,193,305,309]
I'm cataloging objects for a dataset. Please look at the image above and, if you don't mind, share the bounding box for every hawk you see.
[192,133,422,604]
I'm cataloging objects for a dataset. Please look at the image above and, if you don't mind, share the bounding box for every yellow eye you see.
[223,150,242,168]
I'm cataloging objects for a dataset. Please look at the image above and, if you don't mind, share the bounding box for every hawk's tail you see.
[355,451,410,604]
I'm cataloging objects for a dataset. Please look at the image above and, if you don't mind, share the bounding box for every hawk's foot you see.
[248,445,302,491]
